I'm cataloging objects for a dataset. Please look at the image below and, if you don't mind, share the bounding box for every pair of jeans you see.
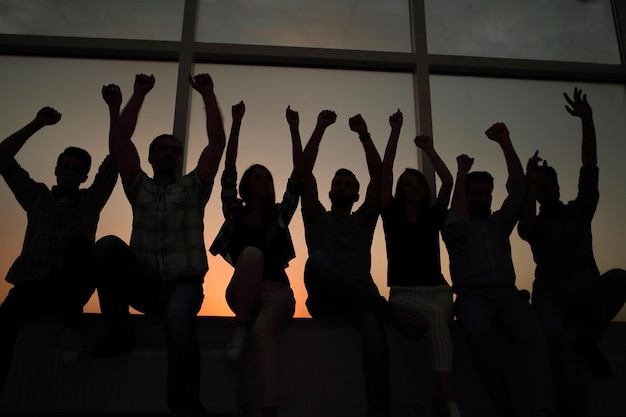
[455,287,556,416]
[0,236,94,395]
[304,250,390,411]
[533,268,626,417]
[93,235,205,416]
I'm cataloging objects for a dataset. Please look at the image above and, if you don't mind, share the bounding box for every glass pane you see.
[0,0,184,41]
[430,75,626,320]
[425,0,621,64]
[0,56,178,313]
[198,0,412,52]
[189,64,417,316]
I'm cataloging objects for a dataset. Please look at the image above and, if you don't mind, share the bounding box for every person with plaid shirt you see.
[90,73,225,417]
[0,85,121,394]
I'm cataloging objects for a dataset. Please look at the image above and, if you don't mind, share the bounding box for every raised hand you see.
[189,73,214,95]
[564,87,592,119]
[35,107,62,126]
[526,150,548,185]
[457,154,474,174]
[349,114,368,136]
[286,105,299,128]
[414,135,434,152]
[317,109,337,128]
[102,84,122,109]
[484,122,510,144]
[232,101,245,122]
[133,73,155,96]
[389,109,403,130]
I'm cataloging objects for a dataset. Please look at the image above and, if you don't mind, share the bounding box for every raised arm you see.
[380,109,403,210]
[518,150,544,241]
[564,87,596,168]
[301,109,337,212]
[349,114,382,214]
[0,107,61,163]
[415,134,454,213]
[102,84,122,154]
[190,73,226,187]
[286,105,303,180]
[450,154,474,218]
[112,74,154,185]
[224,100,245,175]
[484,122,525,186]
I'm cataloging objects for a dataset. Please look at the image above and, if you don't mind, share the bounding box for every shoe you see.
[573,334,612,377]
[388,309,429,341]
[226,325,247,361]
[442,401,462,417]
[90,328,135,358]
[60,327,84,363]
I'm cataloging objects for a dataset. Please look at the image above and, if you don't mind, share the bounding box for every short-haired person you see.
[0,85,121,394]
[519,88,626,416]
[301,111,428,417]
[441,123,556,417]
[90,73,226,417]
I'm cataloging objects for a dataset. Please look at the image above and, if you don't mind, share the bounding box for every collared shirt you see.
[442,179,526,292]
[0,155,118,285]
[303,202,378,280]
[209,170,301,269]
[125,170,212,281]
[526,167,600,299]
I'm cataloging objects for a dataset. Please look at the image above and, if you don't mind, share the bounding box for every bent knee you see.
[94,235,126,253]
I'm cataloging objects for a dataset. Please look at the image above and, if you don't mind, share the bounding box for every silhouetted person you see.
[380,110,460,417]
[518,88,626,417]
[0,86,120,394]
[90,73,225,417]
[441,123,556,417]
[301,111,427,417]
[209,103,303,417]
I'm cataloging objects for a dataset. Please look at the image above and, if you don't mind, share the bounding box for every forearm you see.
[360,134,382,180]
[107,106,121,154]
[113,93,145,151]
[425,147,453,188]
[499,139,525,185]
[225,120,241,173]
[0,120,44,161]
[302,124,326,174]
[380,128,400,207]
[203,92,226,153]
[581,116,597,168]
[451,171,468,218]
[290,124,303,179]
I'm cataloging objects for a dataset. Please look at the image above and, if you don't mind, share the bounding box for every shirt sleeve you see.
[277,177,302,227]
[219,170,242,219]
[574,166,599,218]
[0,158,46,210]
[87,155,119,212]
[497,179,527,234]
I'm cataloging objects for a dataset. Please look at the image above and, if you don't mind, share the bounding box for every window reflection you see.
[425,0,620,64]
[0,0,184,41]
[197,0,411,52]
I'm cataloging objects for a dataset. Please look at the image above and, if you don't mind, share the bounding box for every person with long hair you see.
[209,102,303,417]
[379,110,459,417]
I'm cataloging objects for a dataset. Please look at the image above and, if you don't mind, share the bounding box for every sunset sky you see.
[1,55,625,320]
